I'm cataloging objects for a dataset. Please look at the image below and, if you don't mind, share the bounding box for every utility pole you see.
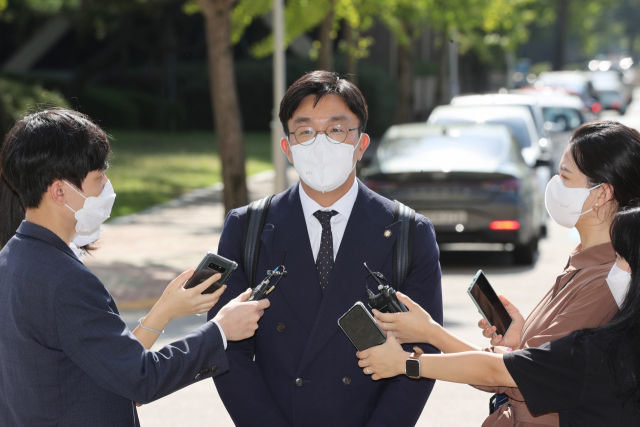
[272,0,288,193]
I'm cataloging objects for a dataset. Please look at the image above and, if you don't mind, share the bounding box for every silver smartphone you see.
[467,270,513,338]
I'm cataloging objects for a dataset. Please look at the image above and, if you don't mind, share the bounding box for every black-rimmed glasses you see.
[289,124,360,146]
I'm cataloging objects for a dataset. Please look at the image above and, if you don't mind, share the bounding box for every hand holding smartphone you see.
[467,270,513,338]
[183,252,238,294]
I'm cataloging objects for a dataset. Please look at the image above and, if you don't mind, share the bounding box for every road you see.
[121,220,579,427]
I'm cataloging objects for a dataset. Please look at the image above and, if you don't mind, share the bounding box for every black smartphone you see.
[467,270,513,337]
[338,302,387,351]
[183,252,238,294]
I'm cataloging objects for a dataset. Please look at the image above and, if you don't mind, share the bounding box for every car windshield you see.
[430,116,532,148]
[378,134,509,174]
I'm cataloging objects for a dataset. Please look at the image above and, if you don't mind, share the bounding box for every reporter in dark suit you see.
[0,109,268,426]
[207,71,443,427]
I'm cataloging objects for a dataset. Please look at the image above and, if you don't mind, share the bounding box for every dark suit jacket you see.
[0,221,228,427]
[208,181,443,427]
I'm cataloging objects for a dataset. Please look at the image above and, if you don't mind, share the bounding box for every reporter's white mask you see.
[289,133,362,193]
[606,263,632,308]
[544,175,602,228]
[64,180,116,242]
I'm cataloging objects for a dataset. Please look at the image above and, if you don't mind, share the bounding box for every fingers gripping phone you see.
[338,302,387,351]
[183,252,238,294]
[467,270,513,338]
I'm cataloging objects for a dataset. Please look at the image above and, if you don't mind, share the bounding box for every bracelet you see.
[138,317,164,334]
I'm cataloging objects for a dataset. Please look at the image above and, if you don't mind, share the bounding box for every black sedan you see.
[361,124,544,264]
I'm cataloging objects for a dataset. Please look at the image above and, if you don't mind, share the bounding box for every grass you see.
[106,131,273,218]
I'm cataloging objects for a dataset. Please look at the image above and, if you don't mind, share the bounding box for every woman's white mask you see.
[606,263,632,308]
[544,175,602,228]
[64,180,116,246]
[289,133,362,193]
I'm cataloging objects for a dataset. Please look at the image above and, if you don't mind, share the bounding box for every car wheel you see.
[514,238,537,265]
[540,224,547,237]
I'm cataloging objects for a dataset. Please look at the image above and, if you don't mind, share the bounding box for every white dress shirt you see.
[299,178,359,261]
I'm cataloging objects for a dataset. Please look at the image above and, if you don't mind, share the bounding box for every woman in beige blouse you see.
[363,121,640,427]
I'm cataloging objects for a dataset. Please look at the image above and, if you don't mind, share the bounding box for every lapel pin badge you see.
[384,230,391,238]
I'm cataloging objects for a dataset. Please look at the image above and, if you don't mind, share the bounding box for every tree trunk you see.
[318,5,335,71]
[395,42,414,124]
[552,0,570,71]
[344,20,357,85]
[197,0,248,212]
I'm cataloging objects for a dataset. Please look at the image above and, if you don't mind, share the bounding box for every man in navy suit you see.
[208,71,443,426]
[0,109,268,426]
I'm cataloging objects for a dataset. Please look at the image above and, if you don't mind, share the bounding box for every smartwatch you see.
[405,346,424,379]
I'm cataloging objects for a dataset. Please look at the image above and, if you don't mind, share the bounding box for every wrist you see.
[146,302,173,328]
[398,351,410,376]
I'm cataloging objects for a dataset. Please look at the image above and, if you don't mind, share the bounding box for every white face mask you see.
[544,175,602,228]
[606,263,632,308]
[289,133,361,193]
[64,180,116,240]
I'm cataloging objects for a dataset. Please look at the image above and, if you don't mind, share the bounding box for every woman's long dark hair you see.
[591,207,640,409]
[569,121,640,212]
[0,109,110,247]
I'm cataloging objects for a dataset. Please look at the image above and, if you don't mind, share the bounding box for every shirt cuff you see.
[210,319,227,350]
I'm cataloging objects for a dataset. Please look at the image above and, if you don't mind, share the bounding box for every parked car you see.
[450,93,550,163]
[426,105,551,222]
[536,71,600,112]
[361,123,544,264]
[513,90,591,161]
[589,70,633,114]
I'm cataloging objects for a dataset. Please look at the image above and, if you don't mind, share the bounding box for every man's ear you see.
[357,133,370,161]
[280,137,293,163]
[49,180,68,206]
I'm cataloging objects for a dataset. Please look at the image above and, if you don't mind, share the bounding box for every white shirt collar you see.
[299,178,359,220]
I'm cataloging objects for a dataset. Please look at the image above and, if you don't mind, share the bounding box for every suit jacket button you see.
[277,323,286,332]
[211,366,218,373]
[203,368,211,374]
[342,376,351,385]
[295,377,303,387]
[195,373,202,380]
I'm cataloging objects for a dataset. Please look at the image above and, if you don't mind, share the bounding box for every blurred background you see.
[3,2,640,425]
[2,0,640,220]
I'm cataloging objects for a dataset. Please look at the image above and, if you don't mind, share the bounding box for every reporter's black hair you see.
[582,206,640,410]
[279,70,368,136]
[569,121,640,212]
[0,109,110,247]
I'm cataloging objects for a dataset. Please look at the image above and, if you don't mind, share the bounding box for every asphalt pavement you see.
[87,163,584,427]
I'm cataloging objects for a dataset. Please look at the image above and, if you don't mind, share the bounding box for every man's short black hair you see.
[279,71,368,136]
[1,109,110,209]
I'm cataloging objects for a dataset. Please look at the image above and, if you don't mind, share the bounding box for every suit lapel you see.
[261,186,322,331]
[297,184,401,371]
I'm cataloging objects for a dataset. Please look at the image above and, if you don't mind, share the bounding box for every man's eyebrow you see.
[292,116,312,124]
[328,114,350,122]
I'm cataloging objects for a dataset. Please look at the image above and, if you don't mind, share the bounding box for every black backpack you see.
[242,195,415,291]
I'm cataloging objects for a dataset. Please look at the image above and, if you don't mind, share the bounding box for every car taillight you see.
[591,102,602,114]
[490,220,520,230]
[498,178,521,192]
[611,100,621,110]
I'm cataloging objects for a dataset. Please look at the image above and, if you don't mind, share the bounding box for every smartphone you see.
[183,252,238,294]
[467,270,513,338]
[338,302,387,351]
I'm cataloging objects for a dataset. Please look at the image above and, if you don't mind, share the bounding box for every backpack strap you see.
[242,195,274,288]
[392,200,415,292]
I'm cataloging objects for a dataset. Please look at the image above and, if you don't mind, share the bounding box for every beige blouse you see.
[476,242,618,427]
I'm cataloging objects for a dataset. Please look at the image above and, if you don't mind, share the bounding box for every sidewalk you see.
[84,168,297,309]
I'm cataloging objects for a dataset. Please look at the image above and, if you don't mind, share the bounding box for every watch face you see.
[406,359,420,378]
